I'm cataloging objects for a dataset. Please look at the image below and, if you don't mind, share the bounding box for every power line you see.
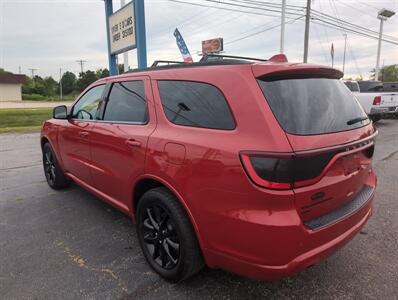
[171,0,398,44]
[311,18,398,45]
[167,0,301,18]
[215,0,398,42]
[311,9,398,42]
[312,24,330,63]
[201,0,304,16]
[226,0,305,13]
[347,39,362,77]
[225,14,304,45]
[334,0,376,19]
[356,1,380,11]
[317,0,330,45]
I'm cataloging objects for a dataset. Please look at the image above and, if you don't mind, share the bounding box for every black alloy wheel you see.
[42,143,69,189]
[142,205,180,269]
[43,147,57,186]
[137,187,204,282]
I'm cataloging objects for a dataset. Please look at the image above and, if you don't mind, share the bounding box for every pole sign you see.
[202,38,223,54]
[108,2,136,55]
[174,28,193,63]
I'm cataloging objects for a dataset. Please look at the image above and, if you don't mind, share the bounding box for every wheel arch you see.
[41,136,50,149]
[131,175,206,252]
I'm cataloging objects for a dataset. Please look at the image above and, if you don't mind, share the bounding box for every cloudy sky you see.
[0,0,397,79]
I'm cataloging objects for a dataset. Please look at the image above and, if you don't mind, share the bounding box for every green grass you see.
[0,108,52,133]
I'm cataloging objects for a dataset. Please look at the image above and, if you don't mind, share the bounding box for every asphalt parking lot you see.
[1,120,397,300]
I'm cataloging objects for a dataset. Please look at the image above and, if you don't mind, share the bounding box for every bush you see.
[22,93,47,101]
[22,93,76,102]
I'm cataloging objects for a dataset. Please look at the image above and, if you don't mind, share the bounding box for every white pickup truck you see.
[344,80,398,121]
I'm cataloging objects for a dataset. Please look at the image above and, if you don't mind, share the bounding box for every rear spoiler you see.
[253,65,344,81]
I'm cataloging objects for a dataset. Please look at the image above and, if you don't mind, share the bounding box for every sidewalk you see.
[0,101,73,109]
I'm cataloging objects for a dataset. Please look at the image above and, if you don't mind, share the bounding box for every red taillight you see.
[373,96,381,105]
[240,153,294,190]
[240,140,374,190]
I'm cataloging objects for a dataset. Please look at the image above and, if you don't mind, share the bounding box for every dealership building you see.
[0,74,26,101]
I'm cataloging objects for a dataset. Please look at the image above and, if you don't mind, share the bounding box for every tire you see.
[136,187,204,282]
[42,143,70,190]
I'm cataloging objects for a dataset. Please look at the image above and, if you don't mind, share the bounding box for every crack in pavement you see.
[381,150,398,161]
[0,162,42,171]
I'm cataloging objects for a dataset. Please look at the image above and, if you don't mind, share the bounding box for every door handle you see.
[125,139,141,148]
[79,131,89,138]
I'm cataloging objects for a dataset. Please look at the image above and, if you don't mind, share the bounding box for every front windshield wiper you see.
[347,116,368,125]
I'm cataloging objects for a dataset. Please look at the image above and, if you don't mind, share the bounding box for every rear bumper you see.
[205,200,372,280]
[370,106,398,115]
[203,180,376,280]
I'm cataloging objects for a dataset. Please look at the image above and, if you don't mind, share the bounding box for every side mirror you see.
[53,105,68,119]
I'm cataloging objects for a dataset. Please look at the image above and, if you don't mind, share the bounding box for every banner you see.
[174,28,193,63]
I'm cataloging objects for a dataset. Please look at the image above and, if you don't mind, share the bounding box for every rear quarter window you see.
[157,80,235,130]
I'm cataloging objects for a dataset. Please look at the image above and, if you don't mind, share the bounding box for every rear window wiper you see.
[347,116,368,125]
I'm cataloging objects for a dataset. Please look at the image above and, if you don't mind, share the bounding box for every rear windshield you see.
[357,81,383,92]
[257,77,369,135]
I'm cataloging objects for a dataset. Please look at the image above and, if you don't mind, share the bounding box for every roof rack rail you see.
[200,54,267,62]
[151,60,186,67]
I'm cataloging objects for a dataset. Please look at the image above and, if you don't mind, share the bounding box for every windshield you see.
[257,77,369,135]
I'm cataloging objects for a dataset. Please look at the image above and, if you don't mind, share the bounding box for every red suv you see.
[41,54,377,282]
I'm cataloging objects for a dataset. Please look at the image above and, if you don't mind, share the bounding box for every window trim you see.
[156,79,237,131]
[101,80,149,125]
[71,84,107,121]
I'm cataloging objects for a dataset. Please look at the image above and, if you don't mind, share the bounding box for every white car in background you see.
[344,80,398,122]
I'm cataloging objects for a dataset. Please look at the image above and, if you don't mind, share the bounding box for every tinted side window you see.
[73,85,105,120]
[157,81,235,130]
[103,81,147,123]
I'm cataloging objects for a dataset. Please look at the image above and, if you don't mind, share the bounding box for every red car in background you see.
[41,54,377,282]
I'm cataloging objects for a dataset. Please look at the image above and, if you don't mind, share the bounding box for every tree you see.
[118,63,128,74]
[43,77,57,96]
[61,71,76,94]
[96,68,109,79]
[0,68,12,75]
[76,70,97,92]
[370,64,398,82]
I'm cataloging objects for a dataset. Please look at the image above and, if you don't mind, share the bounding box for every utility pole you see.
[375,17,384,81]
[121,0,129,72]
[18,66,21,74]
[303,0,311,63]
[59,68,63,100]
[280,0,286,53]
[76,60,87,73]
[28,68,37,84]
[342,34,347,73]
